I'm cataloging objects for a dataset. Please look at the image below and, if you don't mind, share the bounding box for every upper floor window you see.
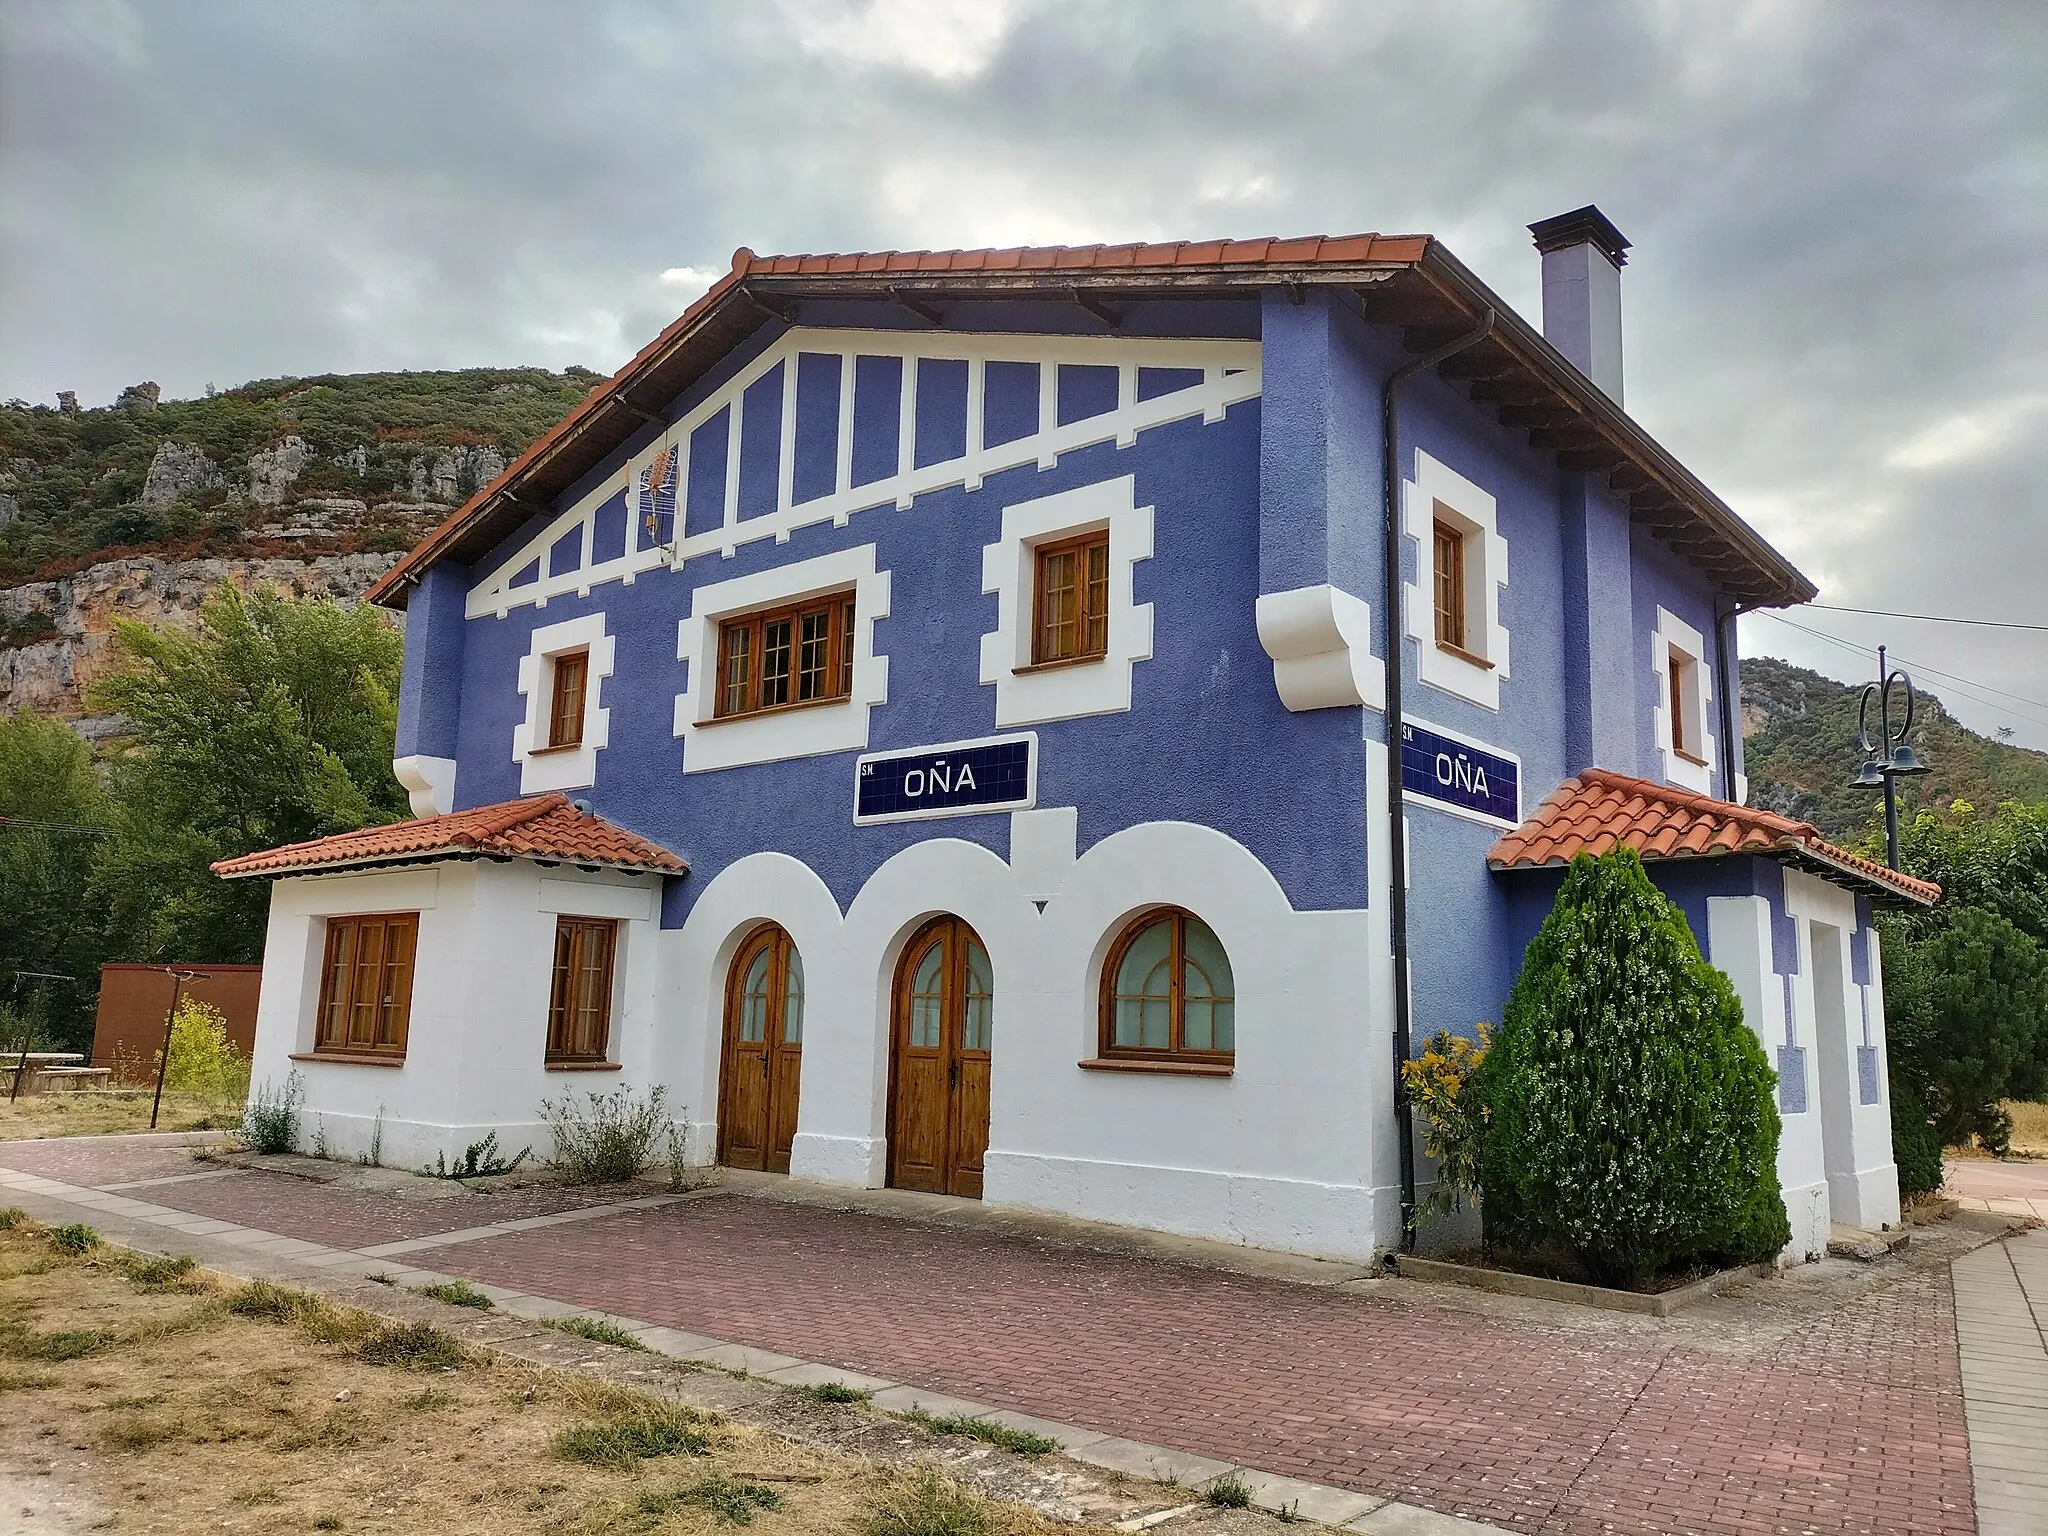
[1652,606,1714,794]
[547,649,589,750]
[1432,520,1467,654]
[1100,908,1235,1067]
[715,590,857,720]
[1031,530,1109,666]
[1666,643,1706,766]
[547,916,617,1064]
[314,912,418,1059]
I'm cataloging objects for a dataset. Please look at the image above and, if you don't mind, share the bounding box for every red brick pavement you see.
[0,1136,219,1187]
[0,1139,1977,1536]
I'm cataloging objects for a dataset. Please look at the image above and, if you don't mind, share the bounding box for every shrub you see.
[1890,1066,1946,1197]
[156,997,250,1115]
[243,1070,304,1154]
[1204,1473,1253,1509]
[422,1131,530,1180]
[1883,907,2048,1150]
[1476,848,1790,1286]
[48,1224,98,1254]
[1401,1025,1490,1226]
[539,1084,672,1184]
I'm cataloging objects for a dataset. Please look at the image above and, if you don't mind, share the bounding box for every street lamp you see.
[1852,644,1931,871]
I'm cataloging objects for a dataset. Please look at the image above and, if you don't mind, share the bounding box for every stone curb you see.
[1392,1253,1775,1316]
[0,1163,1512,1536]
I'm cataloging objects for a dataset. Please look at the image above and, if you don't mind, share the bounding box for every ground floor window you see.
[547,917,617,1063]
[1100,908,1235,1064]
[315,913,418,1057]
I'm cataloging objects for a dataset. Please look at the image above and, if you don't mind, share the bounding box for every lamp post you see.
[1852,644,1931,871]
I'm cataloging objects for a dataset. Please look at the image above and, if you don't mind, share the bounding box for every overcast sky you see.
[3,0,2044,747]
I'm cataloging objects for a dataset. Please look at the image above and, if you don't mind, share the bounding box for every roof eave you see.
[214,847,687,882]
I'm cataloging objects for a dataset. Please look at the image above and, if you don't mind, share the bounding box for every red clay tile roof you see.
[210,795,686,881]
[729,234,1434,278]
[1487,768,1940,906]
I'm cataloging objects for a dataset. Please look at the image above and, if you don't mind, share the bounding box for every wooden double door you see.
[888,916,993,1198]
[718,924,804,1173]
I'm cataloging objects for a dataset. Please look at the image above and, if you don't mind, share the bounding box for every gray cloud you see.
[3,0,2044,742]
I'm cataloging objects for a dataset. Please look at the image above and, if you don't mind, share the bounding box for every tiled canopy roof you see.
[1487,768,1940,907]
[364,233,1814,612]
[210,795,686,881]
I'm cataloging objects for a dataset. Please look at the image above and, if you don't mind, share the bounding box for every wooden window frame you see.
[546,916,618,1065]
[1027,528,1111,670]
[711,589,859,722]
[1668,649,1708,766]
[1091,906,1235,1071]
[311,912,418,1061]
[537,648,589,753]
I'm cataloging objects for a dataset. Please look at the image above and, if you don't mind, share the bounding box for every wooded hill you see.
[0,368,600,592]
[1741,655,2048,842]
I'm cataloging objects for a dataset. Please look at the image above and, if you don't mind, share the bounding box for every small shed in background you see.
[90,964,263,1083]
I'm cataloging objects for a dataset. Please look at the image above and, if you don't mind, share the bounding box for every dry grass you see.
[2006,1099,2048,1158]
[0,1220,1098,1536]
[0,1089,230,1141]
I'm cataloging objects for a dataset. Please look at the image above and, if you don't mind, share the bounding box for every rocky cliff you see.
[0,553,402,724]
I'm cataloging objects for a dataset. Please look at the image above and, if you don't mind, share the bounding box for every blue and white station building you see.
[221,209,1937,1265]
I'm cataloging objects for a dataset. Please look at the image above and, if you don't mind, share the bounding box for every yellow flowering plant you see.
[1401,1024,1490,1227]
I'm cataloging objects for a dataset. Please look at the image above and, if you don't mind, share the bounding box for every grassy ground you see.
[2006,1099,2048,1158]
[0,1215,1089,1536]
[0,1091,234,1142]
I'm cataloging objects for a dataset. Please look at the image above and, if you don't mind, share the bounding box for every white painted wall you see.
[247,860,666,1172]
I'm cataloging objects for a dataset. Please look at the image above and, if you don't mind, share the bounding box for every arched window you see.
[1100,909,1235,1065]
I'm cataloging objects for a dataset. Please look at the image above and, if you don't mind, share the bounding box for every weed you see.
[0,1325,114,1361]
[47,1223,98,1254]
[102,1411,185,1451]
[424,1130,531,1179]
[401,1387,454,1413]
[313,1514,343,1531]
[357,1321,470,1371]
[120,1252,199,1291]
[900,1407,1057,1457]
[665,1119,709,1192]
[311,1118,333,1160]
[639,1473,785,1526]
[796,1380,872,1404]
[0,1208,28,1230]
[539,1084,672,1184]
[230,1483,281,1506]
[863,1466,995,1536]
[1203,1473,1252,1509]
[1275,1499,1303,1522]
[419,1280,493,1310]
[541,1314,649,1350]
[360,1105,385,1168]
[242,1070,304,1154]
[552,1403,712,1467]
[0,1368,57,1391]
[227,1280,324,1324]
[366,1272,395,1286]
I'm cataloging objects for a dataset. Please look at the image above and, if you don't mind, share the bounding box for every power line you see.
[1807,602,2048,633]
[1750,610,2048,729]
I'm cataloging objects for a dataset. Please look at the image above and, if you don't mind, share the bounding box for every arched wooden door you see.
[717,924,804,1173]
[888,916,992,1198]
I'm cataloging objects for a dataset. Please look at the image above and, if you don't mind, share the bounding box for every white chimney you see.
[1529,205,1629,406]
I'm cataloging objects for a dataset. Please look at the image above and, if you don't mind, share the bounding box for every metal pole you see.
[149,971,198,1131]
[1882,772,1901,873]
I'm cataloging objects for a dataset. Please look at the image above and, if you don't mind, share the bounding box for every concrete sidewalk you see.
[1952,1229,2048,1535]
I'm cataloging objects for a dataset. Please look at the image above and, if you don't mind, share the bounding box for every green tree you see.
[87,583,407,963]
[1887,799,2048,947]
[1476,848,1789,1286]
[1882,906,2048,1153]
[0,709,110,1050]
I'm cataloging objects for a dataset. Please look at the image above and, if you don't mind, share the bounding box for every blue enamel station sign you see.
[1400,721,1520,826]
[855,734,1036,825]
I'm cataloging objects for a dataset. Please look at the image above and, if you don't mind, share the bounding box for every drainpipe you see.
[1714,599,1764,804]
[1381,307,1495,1253]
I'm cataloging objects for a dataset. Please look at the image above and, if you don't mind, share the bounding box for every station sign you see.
[855,733,1037,826]
[1400,720,1521,829]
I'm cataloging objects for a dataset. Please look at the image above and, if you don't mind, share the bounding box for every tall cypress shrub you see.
[1477,848,1790,1286]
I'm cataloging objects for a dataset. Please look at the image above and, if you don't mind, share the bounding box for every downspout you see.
[1381,307,1495,1253]
[1714,599,1764,804]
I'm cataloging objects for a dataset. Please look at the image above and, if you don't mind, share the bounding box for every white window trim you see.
[673,543,890,773]
[978,475,1154,729]
[1402,449,1509,711]
[1652,606,1715,794]
[514,612,614,794]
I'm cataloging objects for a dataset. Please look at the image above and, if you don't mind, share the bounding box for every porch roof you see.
[209,794,687,881]
[1486,768,1940,907]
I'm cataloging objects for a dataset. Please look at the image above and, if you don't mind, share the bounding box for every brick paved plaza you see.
[1,1135,2029,1536]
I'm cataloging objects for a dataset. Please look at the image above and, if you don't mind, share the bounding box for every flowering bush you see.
[1402,1025,1490,1226]
[156,997,251,1115]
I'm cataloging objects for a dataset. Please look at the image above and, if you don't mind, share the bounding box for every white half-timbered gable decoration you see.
[226,219,1938,1272]
[468,329,1260,619]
